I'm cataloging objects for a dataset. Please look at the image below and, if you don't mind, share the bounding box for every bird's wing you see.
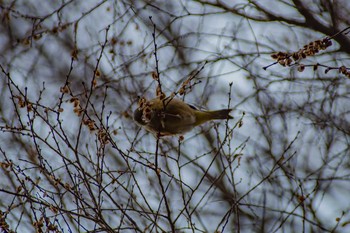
[163,112,182,120]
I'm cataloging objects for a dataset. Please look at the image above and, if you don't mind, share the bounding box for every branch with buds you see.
[264,27,350,78]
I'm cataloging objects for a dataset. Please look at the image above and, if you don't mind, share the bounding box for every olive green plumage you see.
[133,97,232,136]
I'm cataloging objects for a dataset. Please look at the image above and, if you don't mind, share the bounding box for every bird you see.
[133,96,233,136]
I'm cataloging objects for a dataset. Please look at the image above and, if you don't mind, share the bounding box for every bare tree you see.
[0,0,349,232]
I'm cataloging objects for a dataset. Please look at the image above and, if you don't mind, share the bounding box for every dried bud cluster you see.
[152,71,158,80]
[71,48,78,60]
[156,86,165,100]
[142,104,152,123]
[60,85,69,93]
[70,97,83,116]
[0,161,12,170]
[49,204,58,214]
[83,119,96,131]
[271,38,332,67]
[138,97,152,123]
[15,95,26,108]
[14,95,34,112]
[339,65,350,78]
[178,74,197,96]
[138,97,147,109]
[33,216,58,232]
[95,69,100,77]
[151,71,166,99]
[0,211,13,233]
[178,78,191,95]
[52,24,68,34]
[98,128,109,145]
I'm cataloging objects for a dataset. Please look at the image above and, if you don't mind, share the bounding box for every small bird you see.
[133,97,233,136]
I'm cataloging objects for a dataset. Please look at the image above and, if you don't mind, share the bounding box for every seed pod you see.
[297,64,305,72]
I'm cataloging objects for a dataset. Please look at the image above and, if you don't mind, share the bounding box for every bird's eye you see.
[188,104,198,110]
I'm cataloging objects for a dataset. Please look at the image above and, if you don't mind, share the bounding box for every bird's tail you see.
[195,109,233,126]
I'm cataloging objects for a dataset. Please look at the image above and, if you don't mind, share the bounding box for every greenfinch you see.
[133,97,233,136]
